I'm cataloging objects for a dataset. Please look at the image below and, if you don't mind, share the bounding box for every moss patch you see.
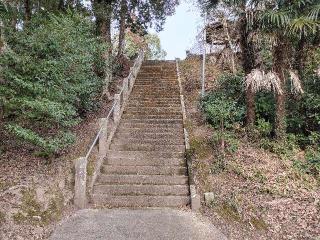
[190,137,212,160]
[13,187,64,226]
[217,201,242,222]
[0,211,6,225]
[250,217,268,231]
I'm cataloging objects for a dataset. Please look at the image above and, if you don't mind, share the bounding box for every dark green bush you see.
[202,72,246,127]
[201,73,244,154]
[0,13,107,155]
[294,147,320,177]
[254,118,273,138]
[202,93,243,129]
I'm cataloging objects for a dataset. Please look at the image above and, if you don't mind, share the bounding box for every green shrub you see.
[259,134,299,159]
[211,131,239,154]
[202,93,245,129]
[216,72,245,105]
[0,13,106,155]
[255,91,275,124]
[294,147,320,177]
[255,118,272,138]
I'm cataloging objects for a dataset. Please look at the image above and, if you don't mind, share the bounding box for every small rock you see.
[204,192,215,205]
[36,188,46,203]
[58,179,65,190]
[33,216,42,221]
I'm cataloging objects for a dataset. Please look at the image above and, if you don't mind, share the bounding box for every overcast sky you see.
[155,1,203,60]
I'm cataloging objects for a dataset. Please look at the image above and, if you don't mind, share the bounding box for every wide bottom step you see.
[91,195,190,208]
[94,184,189,196]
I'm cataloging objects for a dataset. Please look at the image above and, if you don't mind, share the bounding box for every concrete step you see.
[115,132,184,140]
[126,106,181,110]
[126,105,181,110]
[131,93,179,96]
[131,93,180,97]
[101,165,187,175]
[109,143,185,152]
[130,96,180,100]
[119,123,183,129]
[91,195,190,208]
[121,119,183,125]
[124,110,182,116]
[122,114,182,120]
[127,102,181,107]
[97,174,189,185]
[117,124,183,136]
[132,89,179,93]
[117,127,183,134]
[125,109,182,115]
[106,157,185,166]
[134,84,178,87]
[129,98,180,102]
[134,81,177,83]
[106,150,184,162]
[129,97,181,101]
[112,137,184,145]
[125,107,181,111]
[94,184,189,196]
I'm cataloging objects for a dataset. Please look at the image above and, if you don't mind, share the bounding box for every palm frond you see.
[289,16,319,36]
[245,69,283,94]
[308,3,320,20]
[260,9,290,29]
[291,0,312,9]
[289,70,304,94]
[0,1,8,19]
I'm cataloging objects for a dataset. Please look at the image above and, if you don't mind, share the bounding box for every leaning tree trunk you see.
[239,4,256,129]
[273,39,287,140]
[24,0,31,25]
[0,20,6,121]
[93,0,113,100]
[117,0,127,58]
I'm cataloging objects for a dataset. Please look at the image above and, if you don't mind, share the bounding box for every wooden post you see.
[99,118,108,158]
[74,157,87,209]
[114,94,121,122]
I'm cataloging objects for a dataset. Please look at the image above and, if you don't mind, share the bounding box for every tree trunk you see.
[24,0,31,25]
[239,6,256,129]
[273,40,287,140]
[294,34,306,76]
[58,0,65,10]
[94,0,112,46]
[220,119,225,154]
[93,0,113,99]
[117,0,127,58]
[222,19,236,74]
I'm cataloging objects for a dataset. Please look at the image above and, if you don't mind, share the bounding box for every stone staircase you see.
[91,60,190,208]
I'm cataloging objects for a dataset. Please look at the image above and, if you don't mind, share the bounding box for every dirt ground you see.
[0,92,116,239]
[180,57,320,240]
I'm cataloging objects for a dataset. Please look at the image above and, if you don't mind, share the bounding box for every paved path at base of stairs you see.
[50,209,227,240]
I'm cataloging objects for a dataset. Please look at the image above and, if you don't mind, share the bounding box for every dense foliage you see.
[202,65,320,177]
[199,0,320,177]
[0,13,106,155]
[124,33,167,60]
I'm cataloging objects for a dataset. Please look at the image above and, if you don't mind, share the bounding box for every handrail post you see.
[114,94,121,123]
[123,77,129,100]
[74,157,87,209]
[129,74,134,90]
[99,118,108,158]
